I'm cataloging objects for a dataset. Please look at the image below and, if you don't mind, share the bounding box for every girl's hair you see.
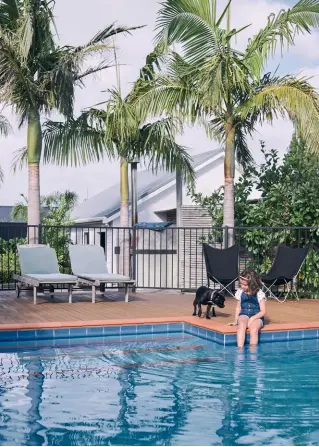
[240,269,262,296]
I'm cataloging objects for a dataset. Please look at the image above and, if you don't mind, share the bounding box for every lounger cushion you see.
[77,273,131,282]
[69,244,133,280]
[69,245,109,274]
[18,246,60,275]
[26,273,78,283]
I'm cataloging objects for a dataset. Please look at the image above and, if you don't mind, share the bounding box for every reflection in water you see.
[24,359,46,446]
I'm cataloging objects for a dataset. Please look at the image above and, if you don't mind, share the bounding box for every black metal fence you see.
[0,223,319,297]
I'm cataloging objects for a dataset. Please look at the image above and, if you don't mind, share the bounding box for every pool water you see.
[0,331,319,446]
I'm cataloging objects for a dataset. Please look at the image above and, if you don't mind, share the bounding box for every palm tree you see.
[39,89,194,274]
[0,0,140,241]
[11,190,78,223]
[132,0,319,236]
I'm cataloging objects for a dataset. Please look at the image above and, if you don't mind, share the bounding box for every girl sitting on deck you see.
[228,269,267,348]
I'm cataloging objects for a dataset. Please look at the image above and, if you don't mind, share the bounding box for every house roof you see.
[71,149,224,222]
[0,206,17,222]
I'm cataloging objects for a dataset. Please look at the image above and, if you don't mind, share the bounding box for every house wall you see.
[69,155,246,288]
[108,156,242,225]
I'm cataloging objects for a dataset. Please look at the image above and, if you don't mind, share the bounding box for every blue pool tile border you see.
[0,323,318,346]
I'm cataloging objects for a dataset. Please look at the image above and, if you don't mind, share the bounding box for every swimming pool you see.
[0,326,319,446]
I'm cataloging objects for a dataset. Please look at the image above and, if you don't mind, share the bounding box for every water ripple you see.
[0,335,319,445]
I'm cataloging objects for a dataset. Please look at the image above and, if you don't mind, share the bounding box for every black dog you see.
[192,286,225,319]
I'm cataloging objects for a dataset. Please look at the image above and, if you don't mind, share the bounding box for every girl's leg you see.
[249,319,263,345]
[237,316,249,348]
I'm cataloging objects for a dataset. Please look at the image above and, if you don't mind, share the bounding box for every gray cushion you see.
[18,246,60,275]
[69,245,108,274]
[77,273,131,282]
[26,273,77,283]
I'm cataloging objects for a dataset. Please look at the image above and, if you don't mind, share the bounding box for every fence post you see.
[224,226,229,249]
[38,225,42,244]
[131,226,137,292]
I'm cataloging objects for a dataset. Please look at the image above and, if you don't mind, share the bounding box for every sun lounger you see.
[13,245,78,304]
[69,244,135,303]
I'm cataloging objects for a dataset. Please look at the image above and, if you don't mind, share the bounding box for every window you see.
[100,232,106,252]
[166,209,176,222]
[83,232,89,244]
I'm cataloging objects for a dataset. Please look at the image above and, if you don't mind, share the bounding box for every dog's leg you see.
[212,306,216,317]
[197,303,202,317]
[192,301,197,316]
[206,304,212,319]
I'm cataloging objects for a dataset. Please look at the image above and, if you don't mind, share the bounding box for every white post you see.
[68,285,72,304]
[176,168,183,227]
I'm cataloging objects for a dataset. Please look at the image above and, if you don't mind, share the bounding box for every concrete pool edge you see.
[0,316,319,333]
[0,317,319,346]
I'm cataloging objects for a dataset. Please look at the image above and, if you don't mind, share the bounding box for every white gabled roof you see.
[72,149,224,222]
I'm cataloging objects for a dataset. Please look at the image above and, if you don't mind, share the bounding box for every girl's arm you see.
[229,301,241,326]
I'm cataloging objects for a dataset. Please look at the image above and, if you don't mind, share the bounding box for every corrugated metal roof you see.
[71,149,223,221]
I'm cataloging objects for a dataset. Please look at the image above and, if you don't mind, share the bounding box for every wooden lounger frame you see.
[77,277,135,303]
[13,274,76,305]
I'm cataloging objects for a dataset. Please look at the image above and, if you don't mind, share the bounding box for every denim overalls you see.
[239,291,264,324]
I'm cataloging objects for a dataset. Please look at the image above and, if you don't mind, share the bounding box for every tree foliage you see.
[11,190,78,272]
[190,135,319,295]
[132,0,319,229]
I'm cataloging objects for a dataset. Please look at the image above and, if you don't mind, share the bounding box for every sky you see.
[0,0,319,205]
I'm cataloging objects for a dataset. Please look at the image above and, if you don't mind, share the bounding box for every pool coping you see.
[0,316,319,334]
[0,316,319,347]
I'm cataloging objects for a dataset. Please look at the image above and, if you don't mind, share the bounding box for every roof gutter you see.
[72,217,108,225]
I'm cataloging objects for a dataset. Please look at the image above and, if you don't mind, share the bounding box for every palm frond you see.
[198,49,250,111]
[239,75,319,152]
[65,24,144,83]
[156,0,217,37]
[43,190,78,211]
[245,0,319,78]
[37,23,142,117]
[155,0,222,64]
[76,62,115,81]
[85,23,144,48]
[128,117,195,186]
[0,30,38,123]
[11,201,28,221]
[0,0,19,29]
[209,116,255,168]
[11,146,28,172]
[234,126,254,168]
[104,88,140,148]
[128,43,168,106]
[132,67,202,125]
[0,114,11,136]
[42,110,115,167]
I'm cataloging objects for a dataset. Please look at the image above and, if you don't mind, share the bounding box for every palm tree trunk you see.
[119,158,130,275]
[27,111,42,244]
[223,119,235,246]
[120,158,129,227]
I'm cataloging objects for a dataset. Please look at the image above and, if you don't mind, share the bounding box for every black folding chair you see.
[261,245,310,303]
[203,243,239,297]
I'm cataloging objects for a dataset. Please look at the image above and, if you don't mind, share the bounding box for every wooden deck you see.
[0,289,319,334]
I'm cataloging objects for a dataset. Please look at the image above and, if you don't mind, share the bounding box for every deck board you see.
[0,290,318,333]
